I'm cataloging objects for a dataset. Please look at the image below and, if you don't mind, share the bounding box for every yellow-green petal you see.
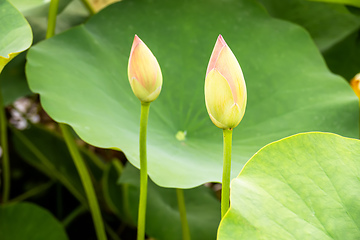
[205,69,243,129]
[215,46,246,106]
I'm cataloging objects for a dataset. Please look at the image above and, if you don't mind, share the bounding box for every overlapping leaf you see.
[257,0,360,51]
[218,132,360,239]
[0,0,32,72]
[26,0,358,188]
[8,0,71,17]
[0,52,32,105]
[323,30,360,80]
[257,0,360,80]
[309,0,360,8]
[0,1,87,105]
[0,202,69,240]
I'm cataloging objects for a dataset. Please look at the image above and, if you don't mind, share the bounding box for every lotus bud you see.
[350,73,360,99]
[128,35,163,103]
[205,35,247,129]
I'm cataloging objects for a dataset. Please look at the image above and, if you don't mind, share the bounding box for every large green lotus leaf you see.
[0,202,69,240]
[218,132,360,240]
[0,0,32,71]
[257,0,360,51]
[103,162,221,240]
[26,0,358,188]
[11,124,105,204]
[8,0,71,17]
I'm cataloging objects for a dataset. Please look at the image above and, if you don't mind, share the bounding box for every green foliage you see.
[309,0,360,8]
[1,0,360,239]
[258,0,360,51]
[12,124,105,204]
[323,30,360,80]
[0,0,32,69]
[258,0,360,80]
[8,0,71,17]
[218,132,360,239]
[0,0,88,105]
[0,202,69,240]
[104,162,221,240]
[26,0,358,189]
[0,52,31,106]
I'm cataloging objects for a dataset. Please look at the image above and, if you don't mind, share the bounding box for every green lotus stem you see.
[122,182,132,223]
[46,0,59,39]
[45,3,107,239]
[176,188,191,240]
[56,183,63,219]
[105,223,122,240]
[0,87,10,203]
[221,128,233,218]
[10,181,54,203]
[81,0,96,15]
[62,204,87,227]
[60,124,107,240]
[115,160,132,224]
[137,102,150,240]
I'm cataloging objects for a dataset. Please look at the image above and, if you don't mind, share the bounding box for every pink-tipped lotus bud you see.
[205,35,247,129]
[128,35,163,103]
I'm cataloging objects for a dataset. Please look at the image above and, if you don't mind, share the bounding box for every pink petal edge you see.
[130,34,143,56]
[206,34,227,75]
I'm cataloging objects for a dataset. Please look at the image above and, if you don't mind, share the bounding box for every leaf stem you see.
[221,128,233,218]
[105,223,122,240]
[81,0,96,16]
[115,160,132,225]
[137,102,150,240]
[60,124,107,240]
[57,183,63,219]
[10,126,86,204]
[0,87,10,203]
[176,188,191,240]
[46,0,59,39]
[9,181,54,204]
[46,2,107,239]
[62,204,87,227]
